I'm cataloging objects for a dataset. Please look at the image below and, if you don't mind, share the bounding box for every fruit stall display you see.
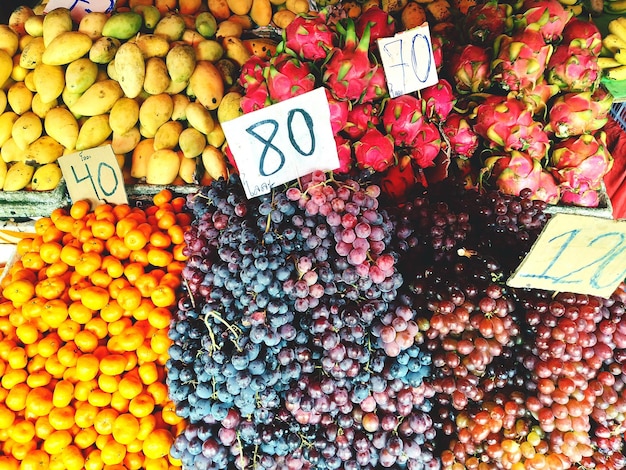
[0,0,624,470]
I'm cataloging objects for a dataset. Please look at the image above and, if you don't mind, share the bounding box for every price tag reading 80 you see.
[377,23,439,98]
[222,87,340,199]
[58,144,128,208]
[507,213,626,299]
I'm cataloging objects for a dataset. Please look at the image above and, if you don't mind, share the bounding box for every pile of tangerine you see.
[0,191,189,470]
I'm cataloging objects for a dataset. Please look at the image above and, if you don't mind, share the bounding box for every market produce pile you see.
[164,170,625,470]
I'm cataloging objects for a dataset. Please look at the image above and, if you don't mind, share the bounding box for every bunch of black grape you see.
[169,173,438,469]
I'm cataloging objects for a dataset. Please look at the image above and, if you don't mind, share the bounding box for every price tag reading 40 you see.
[507,213,626,299]
[222,87,339,199]
[377,23,439,98]
[58,144,128,208]
[45,0,115,21]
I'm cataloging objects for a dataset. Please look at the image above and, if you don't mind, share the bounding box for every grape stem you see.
[202,310,243,352]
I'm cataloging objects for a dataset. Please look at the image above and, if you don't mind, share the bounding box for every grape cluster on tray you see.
[167,172,626,470]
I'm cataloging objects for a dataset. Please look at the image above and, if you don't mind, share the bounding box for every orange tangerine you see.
[7,346,27,369]
[85,316,109,340]
[52,380,74,408]
[26,369,52,388]
[123,228,148,251]
[150,284,176,308]
[167,224,185,245]
[149,231,171,249]
[117,286,142,311]
[56,341,79,367]
[34,415,54,440]
[80,286,110,311]
[35,277,67,301]
[57,319,81,342]
[84,449,104,470]
[83,237,105,254]
[150,331,171,355]
[21,252,45,271]
[161,401,183,426]
[128,248,149,266]
[43,429,73,454]
[98,374,120,394]
[102,256,124,279]
[45,260,69,279]
[142,428,174,459]
[35,217,54,235]
[75,252,102,277]
[118,373,143,400]
[15,322,39,345]
[17,449,49,470]
[70,199,91,220]
[87,389,112,408]
[3,279,35,306]
[128,392,155,418]
[89,269,112,288]
[11,419,35,443]
[108,238,132,260]
[112,413,140,445]
[108,277,130,300]
[99,354,127,376]
[16,238,33,256]
[41,299,69,327]
[94,407,118,435]
[73,378,98,402]
[147,247,173,267]
[146,381,168,406]
[25,387,54,418]
[74,426,98,449]
[48,405,76,431]
[112,203,132,221]
[61,444,85,470]
[60,244,83,267]
[101,438,127,466]
[2,368,27,390]
[44,354,66,379]
[74,402,98,428]
[74,329,99,353]
[0,404,15,428]
[110,391,130,413]
[75,353,100,381]
[136,342,158,363]
[68,302,93,324]
[91,219,116,240]
[124,452,144,470]
[153,189,173,206]
[101,303,126,326]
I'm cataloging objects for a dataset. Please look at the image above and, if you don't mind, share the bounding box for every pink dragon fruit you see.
[464,0,514,45]
[474,96,550,159]
[324,88,349,135]
[380,155,417,202]
[546,45,600,92]
[441,112,480,158]
[535,171,560,204]
[334,134,353,174]
[491,29,554,91]
[550,132,614,189]
[561,17,602,56]
[322,19,381,103]
[240,82,272,114]
[420,79,456,122]
[343,102,380,139]
[238,55,269,90]
[448,44,491,94]
[354,128,395,172]
[283,12,336,62]
[545,89,613,138]
[264,54,317,103]
[512,77,560,116]
[355,6,396,44]
[382,95,424,147]
[409,121,442,168]
[559,181,600,207]
[518,0,572,43]
[483,151,542,196]
[361,66,388,103]
[431,34,445,73]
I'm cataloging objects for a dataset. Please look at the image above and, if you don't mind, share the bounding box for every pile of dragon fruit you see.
[235,0,614,208]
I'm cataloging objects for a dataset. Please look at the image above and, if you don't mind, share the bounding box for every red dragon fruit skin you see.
[380,155,417,202]
[535,170,560,204]
[491,29,554,92]
[513,78,560,116]
[442,112,480,158]
[464,0,514,45]
[559,181,600,207]
[334,134,353,174]
[265,53,317,103]
[519,0,573,43]
[449,44,491,94]
[354,128,395,172]
[561,17,602,56]
[409,121,442,168]
[484,151,542,196]
[283,12,336,62]
[361,66,388,103]
[551,132,614,188]
[546,45,600,93]
[420,79,456,122]
[322,20,381,103]
[240,82,272,114]
[324,88,350,135]
[238,55,269,90]
[546,90,613,138]
[343,102,380,139]
[355,6,396,43]
[382,95,424,147]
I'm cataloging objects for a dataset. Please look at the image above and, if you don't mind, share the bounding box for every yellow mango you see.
[154,120,183,150]
[0,112,18,147]
[31,163,63,191]
[102,11,143,40]
[70,80,124,117]
[109,97,140,135]
[24,15,44,37]
[217,91,242,123]
[31,94,58,119]
[12,111,42,150]
[3,162,34,191]
[178,127,205,158]
[222,36,252,67]
[250,0,272,27]
[111,126,142,155]
[194,39,223,62]
[171,94,190,121]
[164,79,189,95]
[143,57,171,95]
[139,93,173,138]
[0,90,6,115]
[206,122,225,148]
[0,25,20,57]
[134,34,170,59]
[89,36,121,65]
[44,107,79,150]
[42,32,93,66]
[11,56,28,82]
[33,63,64,103]
[9,5,36,36]
[0,159,7,189]
[75,114,112,151]
[1,138,24,163]
[145,148,181,184]
[201,144,228,180]
[0,50,12,89]
[65,58,99,94]
[78,11,109,40]
[153,13,186,42]
[195,12,218,39]
[7,82,33,115]
[42,7,73,48]
[19,36,45,70]
[226,0,253,15]
[188,60,224,111]
[166,43,196,84]
[61,88,83,119]
[115,42,145,99]
[25,135,64,164]
[178,154,198,183]
[185,101,215,135]
[130,138,155,179]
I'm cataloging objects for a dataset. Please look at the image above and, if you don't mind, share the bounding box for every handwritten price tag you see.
[377,23,439,98]
[507,213,626,299]
[222,87,339,199]
[44,0,116,22]
[58,145,128,208]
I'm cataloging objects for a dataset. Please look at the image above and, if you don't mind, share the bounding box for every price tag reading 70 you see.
[222,87,339,199]
[377,23,439,98]
[58,144,128,208]
[507,213,626,299]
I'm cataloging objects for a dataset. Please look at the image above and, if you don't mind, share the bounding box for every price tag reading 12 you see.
[222,87,339,199]
[507,213,626,299]
[377,23,439,98]
[58,144,128,208]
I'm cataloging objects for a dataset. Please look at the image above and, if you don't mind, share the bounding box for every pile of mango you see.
[0,0,310,193]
